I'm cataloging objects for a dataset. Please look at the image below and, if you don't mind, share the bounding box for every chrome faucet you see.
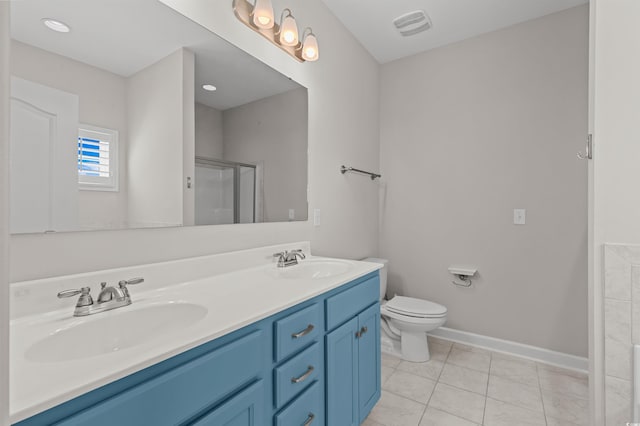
[58,277,144,316]
[273,249,306,267]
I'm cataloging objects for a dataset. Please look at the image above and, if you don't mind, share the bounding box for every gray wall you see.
[195,102,224,159]
[223,88,308,222]
[379,6,589,356]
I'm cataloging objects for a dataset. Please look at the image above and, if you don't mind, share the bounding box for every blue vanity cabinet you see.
[52,330,268,426]
[326,276,381,426]
[325,276,381,426]
[326,317,359,426]
[14,271,380,426]
[272,303,325,425]
[273,381,323,426]
[189,380,264,426]
[356,303,381,424]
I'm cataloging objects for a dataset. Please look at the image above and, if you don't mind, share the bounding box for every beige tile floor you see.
[363,337,589,426]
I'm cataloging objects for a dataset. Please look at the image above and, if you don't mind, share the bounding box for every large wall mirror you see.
[9,0,308,234]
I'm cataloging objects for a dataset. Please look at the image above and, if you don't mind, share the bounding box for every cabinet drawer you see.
[54,331,264,426]
[274,343,322,408]
[274,381,323,426]
[326,275,379,331]
[274,303,322,361]
[190,380,264,426]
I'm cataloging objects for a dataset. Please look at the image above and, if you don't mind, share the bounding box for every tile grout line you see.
[417,341,453,425]
[535,362,549,426]
[481,353,492,426]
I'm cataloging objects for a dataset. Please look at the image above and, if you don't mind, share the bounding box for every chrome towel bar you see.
[340,165,381,180]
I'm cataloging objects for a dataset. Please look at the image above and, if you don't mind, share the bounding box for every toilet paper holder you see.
[448,266,477,287]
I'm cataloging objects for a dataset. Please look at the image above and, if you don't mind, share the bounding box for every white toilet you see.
[364,258,447,363]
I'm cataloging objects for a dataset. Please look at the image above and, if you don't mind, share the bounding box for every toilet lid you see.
[385,296,447,318]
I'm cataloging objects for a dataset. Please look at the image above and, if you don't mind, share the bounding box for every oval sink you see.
[26,302,208,363]
[268,259,353,280]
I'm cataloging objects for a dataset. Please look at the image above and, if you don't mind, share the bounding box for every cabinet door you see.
[326,317,358,426]
[53,331,264,426]
[357,303,381,424]
[190,380,264,426]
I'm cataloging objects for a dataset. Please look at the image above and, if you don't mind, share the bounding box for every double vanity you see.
[10,243,382,425]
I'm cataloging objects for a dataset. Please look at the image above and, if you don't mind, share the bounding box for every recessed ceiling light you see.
[42,18,71,33]
[202,84,217,92]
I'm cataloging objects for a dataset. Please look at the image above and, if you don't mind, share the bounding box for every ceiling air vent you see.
[393,10,432,37]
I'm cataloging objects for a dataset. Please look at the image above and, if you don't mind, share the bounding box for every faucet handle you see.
[290,249,306,259]
[58,287,93,308]
[118,277,144,287]
[57,287,91,298]
[117,277,144,299]
[273,251,288,260]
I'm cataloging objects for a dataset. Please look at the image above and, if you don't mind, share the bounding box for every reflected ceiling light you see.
[251,0,274,29]
[202,84,217,92]
[277,9,298,47]
[42,18,71,33]
[299,28,319,62]
[232,0,319,63]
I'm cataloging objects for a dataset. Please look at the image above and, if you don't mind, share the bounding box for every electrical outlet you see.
[288,209,295,220]
[513,209,526,225]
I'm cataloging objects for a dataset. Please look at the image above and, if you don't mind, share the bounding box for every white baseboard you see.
[429,327,588,373]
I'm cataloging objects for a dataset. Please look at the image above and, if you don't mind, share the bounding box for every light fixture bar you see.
[232,0,305,62]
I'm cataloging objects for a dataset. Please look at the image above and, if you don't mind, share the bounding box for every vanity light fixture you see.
[299,28,319,62]
[202,84,217,92]
[250,0,274,29]
[42,18,71,33]
[232,0,319,63]
[277,9,298,46]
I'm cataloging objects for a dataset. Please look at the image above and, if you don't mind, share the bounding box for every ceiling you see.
[10,0,300,110]
[321,0,589,63]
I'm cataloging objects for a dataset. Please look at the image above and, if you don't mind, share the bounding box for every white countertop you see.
[10,250,382,423]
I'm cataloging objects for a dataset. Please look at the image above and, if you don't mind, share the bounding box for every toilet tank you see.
[362,258,388,301]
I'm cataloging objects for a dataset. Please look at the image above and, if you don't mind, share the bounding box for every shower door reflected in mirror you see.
[194,158,256,226]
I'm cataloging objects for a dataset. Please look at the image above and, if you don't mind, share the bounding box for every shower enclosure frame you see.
[195,156,257,224]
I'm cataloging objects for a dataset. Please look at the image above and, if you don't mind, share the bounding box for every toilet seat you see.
[384,296,447,318]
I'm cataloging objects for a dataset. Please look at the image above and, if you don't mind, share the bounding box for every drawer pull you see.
[291,365,314,383]
[303,413,315,426]
[355,326,368,338]
[291,324,314,339]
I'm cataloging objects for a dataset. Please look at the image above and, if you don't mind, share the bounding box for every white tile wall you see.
[603,244,640,425]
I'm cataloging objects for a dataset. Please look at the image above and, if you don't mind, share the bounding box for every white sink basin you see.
[25,302,208,363]
[268,259,353,280]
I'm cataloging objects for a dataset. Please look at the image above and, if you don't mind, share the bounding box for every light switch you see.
[514,209,526,225]
[314,209,321,227]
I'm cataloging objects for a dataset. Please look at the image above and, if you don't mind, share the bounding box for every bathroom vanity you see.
[10,244,382,426]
